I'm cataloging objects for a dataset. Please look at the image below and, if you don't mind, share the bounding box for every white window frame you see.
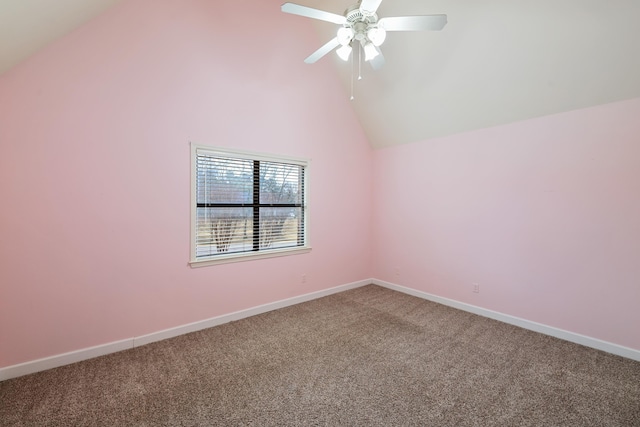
[190,143,311,267]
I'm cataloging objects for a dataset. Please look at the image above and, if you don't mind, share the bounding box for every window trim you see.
[189,143,311,267]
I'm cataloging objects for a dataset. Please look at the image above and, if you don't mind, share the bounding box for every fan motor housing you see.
[345,4,378,25]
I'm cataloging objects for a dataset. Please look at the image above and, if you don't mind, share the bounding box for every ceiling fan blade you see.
[359,0,383,14]
[369,46,385,70]
[378,15,447,31]
[304,37,341,64]
[281,3,346,24]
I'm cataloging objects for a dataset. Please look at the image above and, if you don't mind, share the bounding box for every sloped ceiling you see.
[0,0,123,75]
[2,0,640,148]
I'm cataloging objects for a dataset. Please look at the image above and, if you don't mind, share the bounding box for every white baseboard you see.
[0,339,134,382]
[4,277,636,382]
[133,279,370,347]
[373,279,640,362]
[0,279,371,382]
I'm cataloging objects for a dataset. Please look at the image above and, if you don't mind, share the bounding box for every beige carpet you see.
[1,285,639,426]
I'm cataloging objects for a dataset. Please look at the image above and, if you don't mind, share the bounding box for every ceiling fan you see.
[281,0,447,70]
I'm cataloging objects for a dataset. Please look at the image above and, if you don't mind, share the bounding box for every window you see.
[190,144,310,266]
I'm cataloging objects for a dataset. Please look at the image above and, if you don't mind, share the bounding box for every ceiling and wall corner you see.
[2,0,639,148]
[0,0,125,75]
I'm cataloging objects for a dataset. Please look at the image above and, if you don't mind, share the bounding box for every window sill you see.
[189,246,311,268]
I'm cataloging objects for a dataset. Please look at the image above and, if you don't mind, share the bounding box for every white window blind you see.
[191,145,309,265]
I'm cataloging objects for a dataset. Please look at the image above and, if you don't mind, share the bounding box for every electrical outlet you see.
[395,268,400,277]
[473,283,479,293]
[301,274,307,284]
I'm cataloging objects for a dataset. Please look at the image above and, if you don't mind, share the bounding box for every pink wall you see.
[0,0,373,367]
[372,98,640,351]
[2,0,638,370]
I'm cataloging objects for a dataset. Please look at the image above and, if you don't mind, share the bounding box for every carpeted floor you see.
[1,285,639,426]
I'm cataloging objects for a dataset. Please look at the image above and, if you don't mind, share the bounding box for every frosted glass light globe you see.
[367,27,386,47]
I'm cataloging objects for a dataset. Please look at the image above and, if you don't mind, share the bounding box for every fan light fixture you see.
[337,27,354,46]
[367,27,386,46]
[336,44,352,61]
[281,1,449,70]
[363,42,379,61]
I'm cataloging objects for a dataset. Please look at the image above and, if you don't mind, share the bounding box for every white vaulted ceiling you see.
[2,0,639,148]
[300,0,640,147]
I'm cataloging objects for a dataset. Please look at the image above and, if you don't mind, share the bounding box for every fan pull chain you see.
[358,43,362,80]
[350,45,354,101]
